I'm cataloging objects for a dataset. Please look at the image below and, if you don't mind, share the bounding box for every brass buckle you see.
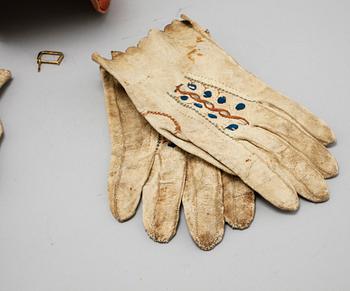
[37,51,64,72]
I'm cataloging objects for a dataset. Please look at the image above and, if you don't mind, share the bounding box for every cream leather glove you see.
[93,15,338,212]
[100,62,254,250]
[0,69,11,137]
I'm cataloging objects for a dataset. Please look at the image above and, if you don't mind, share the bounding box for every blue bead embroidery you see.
[203,91,212,98]
[188,83,197,90]
[226,124,239,131]
[217,96,226,104]
[173,79,250,133]
[235,103,245,110]
[167,142,176,148]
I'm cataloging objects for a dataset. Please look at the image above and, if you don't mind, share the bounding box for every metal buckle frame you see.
[37,51,64,72]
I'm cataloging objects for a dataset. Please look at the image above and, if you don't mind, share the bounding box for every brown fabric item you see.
[0,69,11,137]
[100,63,254,250]
[92,15,338,212]
[91,0,110,13]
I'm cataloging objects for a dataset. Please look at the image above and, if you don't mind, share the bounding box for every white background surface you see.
[0,1,349,290]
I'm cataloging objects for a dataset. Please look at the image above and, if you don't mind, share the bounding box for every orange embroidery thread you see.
[142,111,181,134]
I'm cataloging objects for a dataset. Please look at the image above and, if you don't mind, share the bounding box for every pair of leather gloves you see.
[92,15,338,250]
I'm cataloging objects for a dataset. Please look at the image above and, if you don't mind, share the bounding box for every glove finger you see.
[255,86,335,145]
[222,173,255,229]
[101,69,158,221]
[142,137,186,243]
[211,64,336,145]
[182,156,225,250]
[253,103,338,178]
[235,127,329,202]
